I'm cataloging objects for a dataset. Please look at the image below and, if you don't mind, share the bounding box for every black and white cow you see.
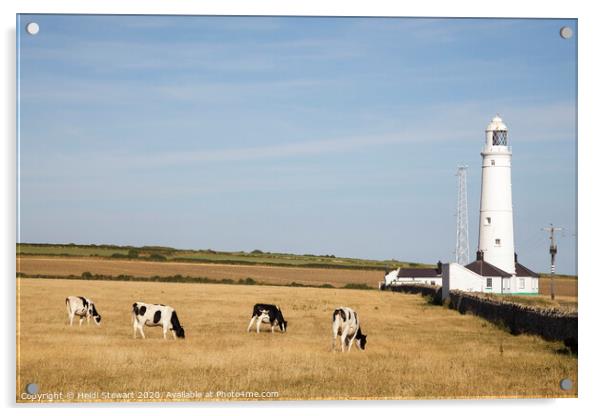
[65,295,102,326]
[132,302,185,339]
[332,307,367,352]
[247,303,287,333]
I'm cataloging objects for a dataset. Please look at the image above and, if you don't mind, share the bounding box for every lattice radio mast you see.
[455,166,470,265]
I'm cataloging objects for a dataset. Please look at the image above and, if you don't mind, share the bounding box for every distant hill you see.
[16,242,432,271]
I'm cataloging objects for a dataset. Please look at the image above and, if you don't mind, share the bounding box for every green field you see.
[17,243,428,270]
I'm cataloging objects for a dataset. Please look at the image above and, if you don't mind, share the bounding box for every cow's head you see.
[90,304,101,325]
[175,326,185,339]
[356,333,367,350]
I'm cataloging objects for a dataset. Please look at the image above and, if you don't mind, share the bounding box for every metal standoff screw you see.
[559,378,573,391]
[25,383,39,394]
[559,26,573,39]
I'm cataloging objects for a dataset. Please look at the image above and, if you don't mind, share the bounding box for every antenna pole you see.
[542,224,562,300]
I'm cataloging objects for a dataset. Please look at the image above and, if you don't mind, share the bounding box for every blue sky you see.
[17,15,577,274]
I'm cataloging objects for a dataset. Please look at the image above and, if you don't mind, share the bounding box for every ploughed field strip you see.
[17,278,577,401]
[16,256,578,297]
[17,256,386,288]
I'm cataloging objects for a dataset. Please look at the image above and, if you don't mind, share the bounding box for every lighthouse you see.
[383,115,539,295]
[477,115,516,274]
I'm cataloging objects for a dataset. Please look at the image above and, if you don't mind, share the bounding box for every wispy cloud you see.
[18,98,575,176]
[21,32,363,75]
[124,132,417,165]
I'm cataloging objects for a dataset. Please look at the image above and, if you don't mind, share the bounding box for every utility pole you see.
[455,166,469,265]
[542,224,562,300]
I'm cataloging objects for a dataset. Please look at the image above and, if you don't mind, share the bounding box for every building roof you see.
[393,259,538,279]
[464,260,512,277]
[396,268,440,278]
[515,262,539,278]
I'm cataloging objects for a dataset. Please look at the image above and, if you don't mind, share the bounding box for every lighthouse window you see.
[492,130,507,146]
[486,217,491,225]
[491,160,495,166]
[495,238,501,246]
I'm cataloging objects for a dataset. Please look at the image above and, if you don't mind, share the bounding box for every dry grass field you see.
[539,276,578,297]
[17,277,577,403]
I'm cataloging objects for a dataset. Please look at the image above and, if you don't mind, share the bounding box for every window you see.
[495,238,501,246]
[503,279,510,290]
[486,217,491,225]
[492,130,507,146]
[519,278,525,289]
[486,278,492,289]
[491,159,496,166]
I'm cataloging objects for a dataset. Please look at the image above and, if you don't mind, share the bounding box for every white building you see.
[383,262,443,287]
[384,115,539,295]
[441,253,538,295]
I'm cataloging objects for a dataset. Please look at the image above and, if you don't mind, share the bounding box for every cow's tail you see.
[332,309,340,322]
[131,303,138,324]
[332,308,348,322]
[65,297,70,314]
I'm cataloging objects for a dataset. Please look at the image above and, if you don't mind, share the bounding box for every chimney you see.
[436,261,442,275]
[476,250,484,261]
[514,252,518,263]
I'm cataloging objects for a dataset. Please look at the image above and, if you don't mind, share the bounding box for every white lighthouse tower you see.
[477,115,516,274]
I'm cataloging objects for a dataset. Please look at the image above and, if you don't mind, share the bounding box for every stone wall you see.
[383,284,577,353]
[386,283,443,303]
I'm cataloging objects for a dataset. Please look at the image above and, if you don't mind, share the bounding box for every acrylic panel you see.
[16,14,577,403]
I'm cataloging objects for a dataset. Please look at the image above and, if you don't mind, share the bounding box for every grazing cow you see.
[132,302,185,340]
[247,303,287,333]
[65,296,102,326]
[332,307,367,352]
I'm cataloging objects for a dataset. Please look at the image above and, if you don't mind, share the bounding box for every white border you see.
[2,1,600,415]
